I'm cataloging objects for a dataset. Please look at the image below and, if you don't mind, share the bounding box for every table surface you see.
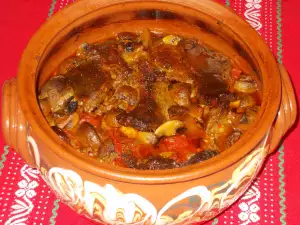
[0,0,299,224]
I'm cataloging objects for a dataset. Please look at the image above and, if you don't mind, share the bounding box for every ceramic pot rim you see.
[17,0,281,184]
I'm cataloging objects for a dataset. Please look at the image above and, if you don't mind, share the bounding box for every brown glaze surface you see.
[2,79,35,167]
[3,0,296,179]
[270,64,297,153]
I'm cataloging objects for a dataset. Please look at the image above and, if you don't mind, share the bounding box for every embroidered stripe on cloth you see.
[0,0,299,224]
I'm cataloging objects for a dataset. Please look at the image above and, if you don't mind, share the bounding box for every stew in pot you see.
[38,29,261,170]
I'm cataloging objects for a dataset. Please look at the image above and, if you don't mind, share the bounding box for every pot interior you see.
[37,2,262,89]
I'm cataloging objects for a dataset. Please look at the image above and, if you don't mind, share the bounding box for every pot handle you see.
[269,64,297,154]
[2,78,36,167]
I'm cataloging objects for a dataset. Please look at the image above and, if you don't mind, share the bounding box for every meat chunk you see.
[218,93,238,106]
[93,84,139,115]
[116,98,162,132]
[138,60,157,84]
[137,156,179,170]
[96,40,124,65]
[152,81,176,120]
[169,83,191,107]
[117,32,141,52]
[83,83,114,113]
[138,60,165,95]
[197,73,228,96]
[205,108,234,151]
[181,39,208,71]
[151,44,193,84]
[39,76,74,113]
[226,130,242,148]
[76,43,102,62]
[206,108,227,134]
[121,153,138,169]
[65,62,108,98]
[114,85,139,112]
[245,106,260,124]
[187,150,219,165]
[182,39,232,82]
[58,56,83,74]
[205,53,232,80]
[168,105,189,120]
[98,139,117,163]
[76,122,102,156]
[52,126,70,144]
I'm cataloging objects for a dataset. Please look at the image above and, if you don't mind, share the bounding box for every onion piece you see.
[120,126,157,144]
[155,120,185,137]
[140,28,152,49]
[229,100,241,108]
[234,80,257,94]
[240,95,256,108]
[162,35,181,46]
[120,126,138,139]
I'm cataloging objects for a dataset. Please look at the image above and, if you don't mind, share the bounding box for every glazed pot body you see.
[29,130,269,225]
[2,0,297,224]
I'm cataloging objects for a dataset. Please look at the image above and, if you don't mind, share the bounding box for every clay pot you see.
[2,0,297,224]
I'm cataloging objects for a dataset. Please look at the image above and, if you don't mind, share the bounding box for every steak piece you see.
[187,150,219,165]
[197,73,228,96]
[168,105,189,120]
[137,156,179,170]
[116,98,162,132]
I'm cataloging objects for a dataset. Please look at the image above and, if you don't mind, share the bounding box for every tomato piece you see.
[210,98,217,107]
[232,68,242,80]
[228,68,242,93]
[190,97,197,103]
[109,129,122,153]
[159,135,197,154]
[160,135,188,150]
[188,138,200,148]
[138,144,155,158]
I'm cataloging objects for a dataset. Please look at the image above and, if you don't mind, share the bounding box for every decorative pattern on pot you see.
[26,135,269,224]
[83,182,157,225]
[156,138,269,225]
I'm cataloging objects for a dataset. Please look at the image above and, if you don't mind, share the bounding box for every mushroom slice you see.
[120,126,158,145]
[233,76,258,94]
[120,126,138,139]
[155,120,185,137]
[137,132,158,145]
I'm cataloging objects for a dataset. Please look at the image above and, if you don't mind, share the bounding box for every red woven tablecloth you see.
[0,0,299,224]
